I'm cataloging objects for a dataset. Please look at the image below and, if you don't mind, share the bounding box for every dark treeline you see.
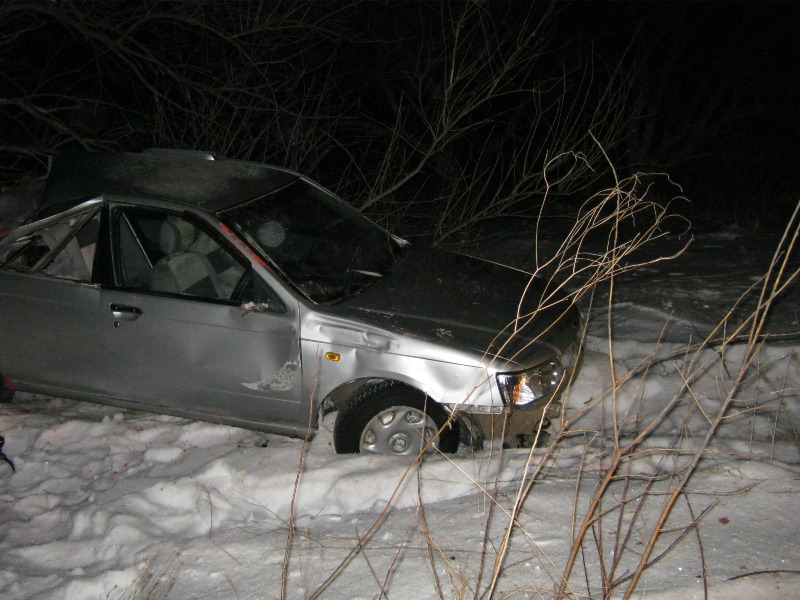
[1,1,797,236]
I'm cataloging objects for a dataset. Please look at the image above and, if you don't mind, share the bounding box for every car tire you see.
[334,381,459,455]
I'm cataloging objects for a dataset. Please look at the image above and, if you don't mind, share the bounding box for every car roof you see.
[42,150,298,214]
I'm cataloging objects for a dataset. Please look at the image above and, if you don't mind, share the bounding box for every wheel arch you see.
[321,376,438,414]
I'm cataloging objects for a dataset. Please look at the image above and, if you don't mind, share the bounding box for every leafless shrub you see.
[481,197,800,599]
[291,172,797,599]
[0,2,353,181]
[0,1,636,241]
[350,3,638,240]
[292,153,692,598]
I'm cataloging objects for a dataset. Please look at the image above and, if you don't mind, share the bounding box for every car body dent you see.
[301,309,496,415]
[242,360,299,393]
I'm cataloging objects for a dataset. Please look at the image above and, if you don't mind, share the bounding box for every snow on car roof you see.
[42,150,297,213]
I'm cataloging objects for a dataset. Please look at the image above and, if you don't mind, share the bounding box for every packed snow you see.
[2,202,799,599]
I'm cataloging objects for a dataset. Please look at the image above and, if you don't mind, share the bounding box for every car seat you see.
[148,218,226,299]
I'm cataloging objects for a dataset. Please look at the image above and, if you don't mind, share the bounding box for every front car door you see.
[94,199,304,434]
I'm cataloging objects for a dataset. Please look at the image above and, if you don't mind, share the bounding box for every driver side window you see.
[112,206,247,302]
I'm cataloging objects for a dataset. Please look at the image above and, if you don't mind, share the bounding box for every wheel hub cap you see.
[360,406,439,455]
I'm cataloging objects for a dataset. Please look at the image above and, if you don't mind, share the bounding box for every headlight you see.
[497,358,565,407]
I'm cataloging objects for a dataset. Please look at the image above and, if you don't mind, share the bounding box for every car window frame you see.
[0,198,103,279]
[103,200,286,311]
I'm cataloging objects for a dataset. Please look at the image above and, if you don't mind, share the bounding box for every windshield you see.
[220,179,404,303]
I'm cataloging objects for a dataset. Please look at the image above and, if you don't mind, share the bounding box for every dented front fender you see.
[300,310,498,412]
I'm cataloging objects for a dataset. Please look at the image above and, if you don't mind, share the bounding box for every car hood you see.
[330,247,578,367]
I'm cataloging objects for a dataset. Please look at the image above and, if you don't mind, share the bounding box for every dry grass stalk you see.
[281,355,322,599]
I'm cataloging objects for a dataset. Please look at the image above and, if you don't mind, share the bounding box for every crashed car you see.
[0,150,580,455]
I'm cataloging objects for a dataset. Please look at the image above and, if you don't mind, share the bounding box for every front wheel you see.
[334,381,459,455]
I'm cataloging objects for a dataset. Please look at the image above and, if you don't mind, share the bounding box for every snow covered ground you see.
[1,208,799,599]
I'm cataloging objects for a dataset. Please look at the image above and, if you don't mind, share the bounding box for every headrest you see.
[159,219,198,254]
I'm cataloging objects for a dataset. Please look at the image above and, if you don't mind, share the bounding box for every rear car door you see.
[0,200,107,396]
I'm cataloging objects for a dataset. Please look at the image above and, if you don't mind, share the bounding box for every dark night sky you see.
[560,1,800,214]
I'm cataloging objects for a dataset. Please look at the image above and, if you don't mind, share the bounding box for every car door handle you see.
[110,303,143,322]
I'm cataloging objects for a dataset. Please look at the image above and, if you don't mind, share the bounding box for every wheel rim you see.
[359,406,440,455]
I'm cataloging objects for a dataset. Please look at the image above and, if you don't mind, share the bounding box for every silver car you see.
[0,151,580,455]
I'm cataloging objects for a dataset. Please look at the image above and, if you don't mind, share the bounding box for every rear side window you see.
[0,209,101,281]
